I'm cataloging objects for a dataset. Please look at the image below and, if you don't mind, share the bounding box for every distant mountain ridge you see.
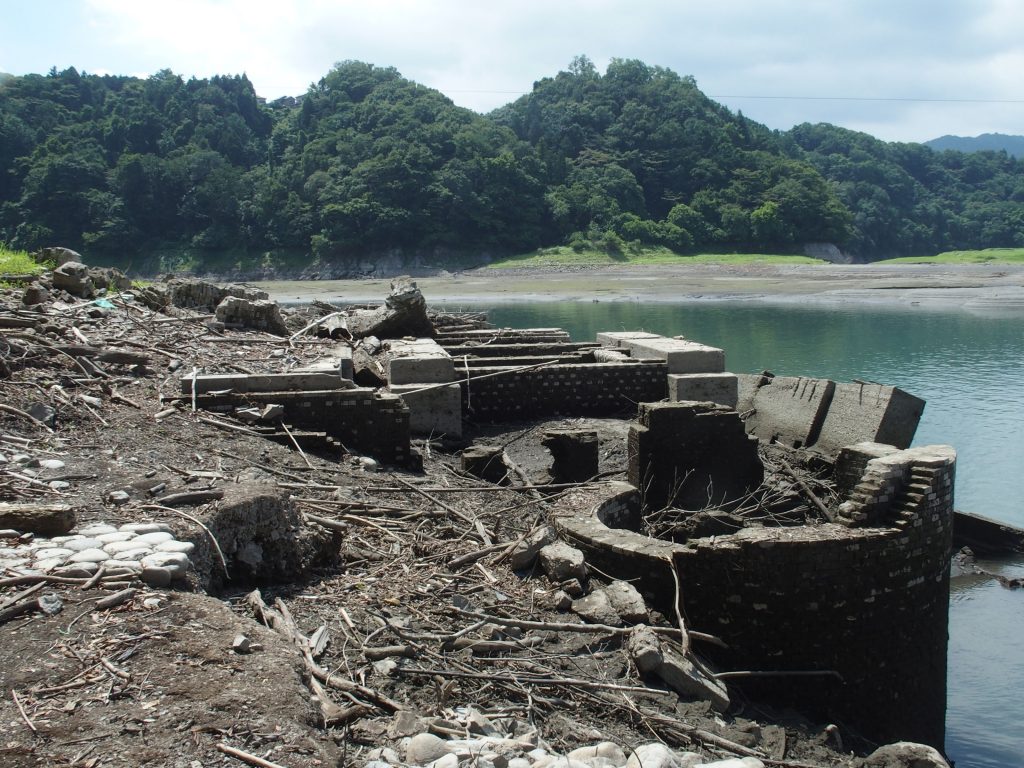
[925,133,1024,158]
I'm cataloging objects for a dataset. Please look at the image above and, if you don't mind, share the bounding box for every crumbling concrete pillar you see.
[542,429,599,483]
[628,401,763,511]
[461,446,508,485]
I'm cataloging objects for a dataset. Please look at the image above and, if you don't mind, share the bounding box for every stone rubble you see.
[0,520,194,587]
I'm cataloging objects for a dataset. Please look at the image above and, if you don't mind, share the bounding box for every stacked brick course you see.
[556,444,956,748]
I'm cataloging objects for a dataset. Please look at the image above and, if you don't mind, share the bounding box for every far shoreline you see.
[260,261,1024,315]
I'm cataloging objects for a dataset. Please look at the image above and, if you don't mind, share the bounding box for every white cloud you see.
[7,0,1011,142]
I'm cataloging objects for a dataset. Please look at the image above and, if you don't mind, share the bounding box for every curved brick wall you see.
[555,446,955,748]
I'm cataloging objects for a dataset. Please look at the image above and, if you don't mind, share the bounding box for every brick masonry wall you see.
[194,389,412,466]
[460,362,668,421]
[556,446,955,748]
[673,448,955,747]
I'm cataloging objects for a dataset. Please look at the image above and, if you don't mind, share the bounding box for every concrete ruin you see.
[180,300,951,747]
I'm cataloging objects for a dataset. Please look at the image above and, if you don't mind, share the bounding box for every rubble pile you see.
[0,267,949,768]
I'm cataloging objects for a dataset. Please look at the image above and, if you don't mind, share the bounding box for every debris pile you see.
[0,267,952,768]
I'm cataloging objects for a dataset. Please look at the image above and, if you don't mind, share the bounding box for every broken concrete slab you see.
[668,373,738,409]
[745,375,835,449]
[596,331,662,348]
[183,372,354,396]
[385,338,455,384]
[620,337,725,374]
[814,382,925,455]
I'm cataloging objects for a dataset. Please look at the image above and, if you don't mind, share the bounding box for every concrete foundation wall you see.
[668,373,738,408]
[459,361,668,422]
[192,388,412,466]
[389,383,463,439]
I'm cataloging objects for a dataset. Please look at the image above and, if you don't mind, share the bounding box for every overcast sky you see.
[3,0,1022,143]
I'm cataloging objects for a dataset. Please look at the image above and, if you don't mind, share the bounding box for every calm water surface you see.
[461,300,1024,768]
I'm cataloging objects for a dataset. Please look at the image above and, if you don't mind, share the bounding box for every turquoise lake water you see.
[455,300,1024,768]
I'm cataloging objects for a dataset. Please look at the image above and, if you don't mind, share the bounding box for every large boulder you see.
[861,742,950,768]
[215,296,289,336]
[345,276,434,339]
[51,261,95,298]
[34,246,82,267]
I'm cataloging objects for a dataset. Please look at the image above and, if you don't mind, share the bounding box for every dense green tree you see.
[0,59,1022,269]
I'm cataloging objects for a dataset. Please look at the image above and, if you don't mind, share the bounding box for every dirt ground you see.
[0,280,887,768]
[261,261,1024,314]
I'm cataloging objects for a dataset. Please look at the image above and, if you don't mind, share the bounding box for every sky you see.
[2,0,1023,143]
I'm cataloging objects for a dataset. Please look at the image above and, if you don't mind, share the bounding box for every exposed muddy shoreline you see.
[257,262,1024,315]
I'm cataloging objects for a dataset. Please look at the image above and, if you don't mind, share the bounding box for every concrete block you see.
[622,337,725,373]
[297,347,354,380]
[389,383,462,438]
[746,376,835,449]
[184,372,353,395]
[596,331,661,348]
[386,338,455,384]
[815,383,925,455]
[668,373,738,408]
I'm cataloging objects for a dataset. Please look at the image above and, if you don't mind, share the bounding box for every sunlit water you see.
[454,300,1024,768]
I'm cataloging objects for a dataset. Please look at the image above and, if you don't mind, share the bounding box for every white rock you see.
[429,754,460,768]
[54,563,100,577]
[676,754,703,768]
[48,481,71,491]
[537,541,587,582]
[64,538,104,551]
[366,747,402,764]
[700,759,764,768]
[569,743,627,768]
[603,580,648,623]
[107,491,131,505]
[34,557,66,572]
[117,548,153,561]
[96,531,137,544]
[155,540,195,554]
[104,539,150,554]
[141,551,190,576]
[38,459,66,470]
[119,522,174,534]
[78,524,117,536]
[509,760,532,768]
[34,547,74,561]
[534,758,590,768]
[141,566,172,587]
[68,548,109,563]
[133,531,174,546]
[102,559,144,574]
[625,743,680,768]
[406,733,451,764]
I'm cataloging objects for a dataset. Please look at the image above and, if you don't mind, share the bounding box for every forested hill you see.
[925,133,1024,159]
[1,60,1022,273]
